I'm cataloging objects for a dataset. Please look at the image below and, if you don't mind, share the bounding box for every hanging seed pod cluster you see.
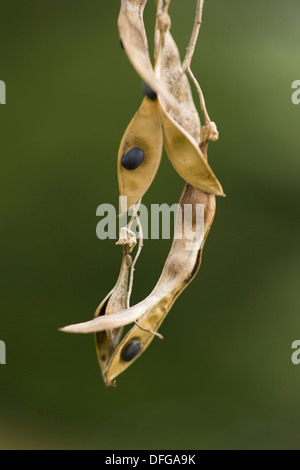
[61,0,225,386]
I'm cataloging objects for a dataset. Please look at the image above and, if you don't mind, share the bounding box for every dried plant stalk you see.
[61,0,224,386]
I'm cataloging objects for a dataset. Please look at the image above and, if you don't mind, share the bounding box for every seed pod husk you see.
[94,248,132,384]
[118,0,179,110]
[118,97,163,212]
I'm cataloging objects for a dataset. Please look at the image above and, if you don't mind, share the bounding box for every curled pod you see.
[157,31,201,143]
[104,185,216,383]
[118,97,163,213]
[154,31,224,197]
[101,26,220,383]
[159,104,224,196]
[60,5,224,386]
[61,185,216,385]
[94,248,132,385]
[118,0,179,110]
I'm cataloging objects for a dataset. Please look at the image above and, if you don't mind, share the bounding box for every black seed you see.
[121,339,141,362]
[121,147,145,170]
[142,82,157,101]
[119,38,125,50]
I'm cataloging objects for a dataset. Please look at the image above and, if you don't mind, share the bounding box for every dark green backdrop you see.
[1,0,300,450]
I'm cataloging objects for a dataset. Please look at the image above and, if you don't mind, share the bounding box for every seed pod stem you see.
[172,0,205,94]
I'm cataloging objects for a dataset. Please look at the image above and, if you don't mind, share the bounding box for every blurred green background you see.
[1,0,300,450]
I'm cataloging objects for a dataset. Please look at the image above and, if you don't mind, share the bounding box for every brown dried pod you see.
[155,31,224,196]
[118,0,178,110]
[118,98,163,213]
[61,186,215,384]
[61,0,223,386]
[118,1,224,209]
[93,248,132,383]
[104,185,216,384]
[100,9,219,383]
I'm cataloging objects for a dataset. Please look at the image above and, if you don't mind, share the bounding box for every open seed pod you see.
[118,98,163,213]
[97,16,218,384]
[61,185,215,384]
[61,0,223,386]
[101,185,216,384]
[117,0,224,212]
[155,30,224,196]
[118,0,179,110]
[93,247,132,383]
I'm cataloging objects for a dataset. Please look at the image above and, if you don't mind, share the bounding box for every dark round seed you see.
[142,82,157,101]
[121,339,141,362]
[121,147,145,170]
[119,38,125,50]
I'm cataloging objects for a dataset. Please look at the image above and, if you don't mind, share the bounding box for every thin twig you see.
[135,320,164,340]
[154,0,172,63]
[163,0,171,14]
[127,214,143,309]
[127,199,141,230]
[127,213,163,339]
[155,0,164,13]
[172,0,204,93]
[154,0,163,62]
[187,67,210,124]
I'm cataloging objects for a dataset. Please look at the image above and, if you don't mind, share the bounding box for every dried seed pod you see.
[118,1,224,200]
[61,26,218,384]
[103,249,132,347]
[92,291,114,382]
[156,31,201,143]
[159,106,224,196]
[104,185,216,384]
[94,248,132,384]
[155,32,224,196]
[61,1,224,386]
[118,0,179,110]
[118,97,163,212]
[61,185,216,384]
[103,25,219,383]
